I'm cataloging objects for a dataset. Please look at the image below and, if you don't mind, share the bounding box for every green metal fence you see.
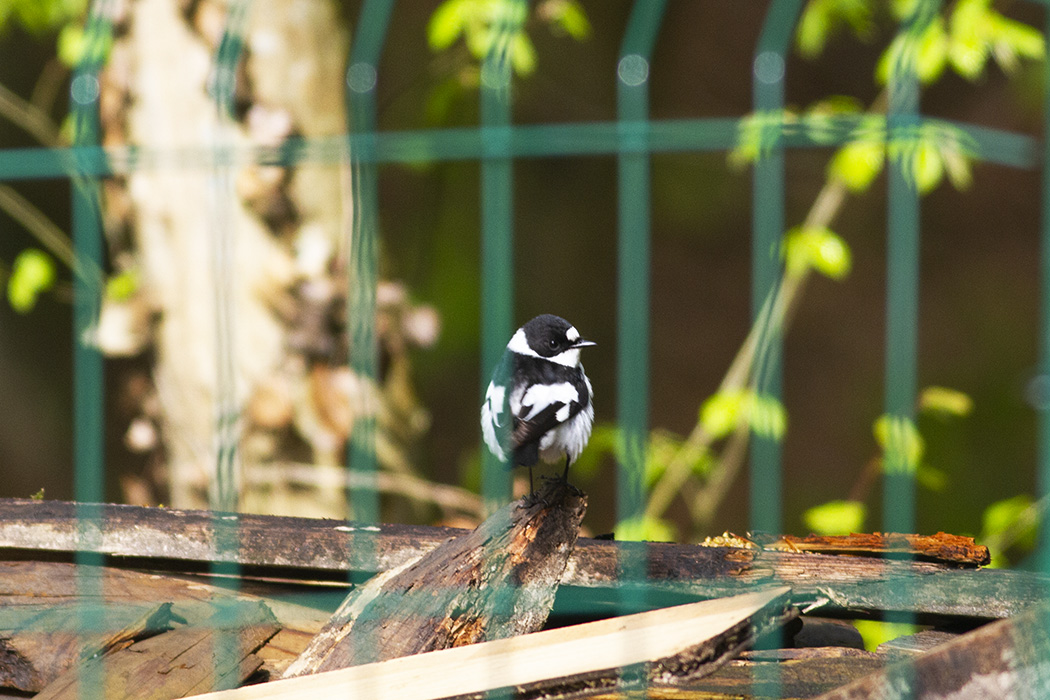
[6,0,1050,695]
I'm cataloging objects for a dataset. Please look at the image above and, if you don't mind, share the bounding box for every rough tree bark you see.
[98,0,435,515]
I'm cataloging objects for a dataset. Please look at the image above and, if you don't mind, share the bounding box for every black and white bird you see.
[481,314,595,494]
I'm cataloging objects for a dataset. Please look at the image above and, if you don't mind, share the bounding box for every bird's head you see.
[511,314,595,367]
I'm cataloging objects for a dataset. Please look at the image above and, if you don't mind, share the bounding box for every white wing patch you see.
[520,382,579,421]
[481,382,507,461]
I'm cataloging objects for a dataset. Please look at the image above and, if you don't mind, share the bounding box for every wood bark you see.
[33,601,278,700]
[813,599,1050,699]
[284,478,587,675]
[0,498,1041,624]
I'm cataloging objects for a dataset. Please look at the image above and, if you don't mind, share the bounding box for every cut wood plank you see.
[33,600,279,700]
[0,602,172,693]
[813,598,1050,699]
[187,588,793,700]
[0,499,1042,622]
[284,477,586,676]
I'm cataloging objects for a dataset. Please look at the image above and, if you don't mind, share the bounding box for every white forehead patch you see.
[566,326,580,342]
[507,328,539,358]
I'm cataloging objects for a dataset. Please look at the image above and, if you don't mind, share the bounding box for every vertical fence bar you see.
[1038,3,1050,584]
[209,0,251,516]
[615,0,665,629]
[207,4,251,689]
[749,0,803,539]
[341,0,394,666]
[345,0,395,527]
[71,4,111,698]
[479,1,528,513]
[883,3,937,543]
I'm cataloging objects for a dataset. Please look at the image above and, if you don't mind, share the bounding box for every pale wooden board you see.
[185,587,791,700]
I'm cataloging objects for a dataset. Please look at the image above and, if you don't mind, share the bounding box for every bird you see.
[481,314,595,496]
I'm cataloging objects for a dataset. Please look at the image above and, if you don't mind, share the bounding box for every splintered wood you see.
[284,477,587,675]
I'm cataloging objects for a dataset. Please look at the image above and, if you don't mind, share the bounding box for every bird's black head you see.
[520,314,595,360]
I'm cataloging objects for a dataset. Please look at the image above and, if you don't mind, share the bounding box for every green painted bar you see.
[1037,5,1050,578]
[345,0,396,526]
[749,0,803,541]
[615,0,667,627]
[478,1,528,512]
[0,116,1035,182]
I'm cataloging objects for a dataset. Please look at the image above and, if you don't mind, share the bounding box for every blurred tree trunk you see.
[97,0,435,517]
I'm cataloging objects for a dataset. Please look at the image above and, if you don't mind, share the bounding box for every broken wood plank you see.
[813,598,1050,699]
[749,532,990,567]
[188,588,794,700]
[33,600,279,700]
[0,602,172,693]
[284,477,586,676]
[0,499,1043,623]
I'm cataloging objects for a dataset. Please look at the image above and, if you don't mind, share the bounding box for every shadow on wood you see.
[284,478,586,676]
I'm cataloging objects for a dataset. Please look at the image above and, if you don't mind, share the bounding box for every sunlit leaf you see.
[854,620,918,652]
[783,226,852,280]
[803,500,866,535]
[427,0,470,50]
[750,393,787,441]
[510,32,537,75]
[874,414,924,474]
[919,386,973,417]
[615,515,677,543]
[8,249,56,313]
[829,139,885,192]
[915,463,948,491]
[982,495,1038,551]
[729,110,793,168]
[106,270,139,302]
[699,390,748,440]
[544,0,591,39]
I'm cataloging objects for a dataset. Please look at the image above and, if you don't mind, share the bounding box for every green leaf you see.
[699,389,748,440]
[803,500,866,536]
[874,414,924,474]
[750,393,787,441]
[982,495,1038,551]
[729,110,793,168]
[854,620,918,652]
[876,16,949,85]
[783,226,852,280]
[545,0,591,39]
[8,249,56,313]
[615,515,677,543]
[31,488,45,501]
[106,270,139,302]
[510,31,537,76]
[829,139,885,192]
[915,463,948,491]
[919,386,973,417]
[427,0,471,50]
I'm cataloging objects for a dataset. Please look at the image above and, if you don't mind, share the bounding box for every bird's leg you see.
[529,465,535,497]
[562,457,570,481]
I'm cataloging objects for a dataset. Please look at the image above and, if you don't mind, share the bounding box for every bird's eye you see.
[549,339,559,349]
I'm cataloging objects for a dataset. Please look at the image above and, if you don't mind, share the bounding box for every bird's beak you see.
[573,339,596,348]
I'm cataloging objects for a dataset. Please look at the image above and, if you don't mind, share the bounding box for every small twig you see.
[0,81,64,148]
[243,462,485,519]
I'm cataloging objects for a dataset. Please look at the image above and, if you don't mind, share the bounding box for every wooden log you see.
[0,499,1042,623]
[0,561,325,690]
[812,599,1050,699]
[284,477,586,676]
[33,600,279,700]
[673,647,887,700]
[751,532,990,567]
[184,588,793,700]
[0,602,172,693]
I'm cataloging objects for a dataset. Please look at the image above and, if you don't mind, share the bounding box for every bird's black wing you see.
[511,401,568,467]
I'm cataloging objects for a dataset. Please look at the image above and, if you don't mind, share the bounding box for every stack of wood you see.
[0,481,1047,700]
